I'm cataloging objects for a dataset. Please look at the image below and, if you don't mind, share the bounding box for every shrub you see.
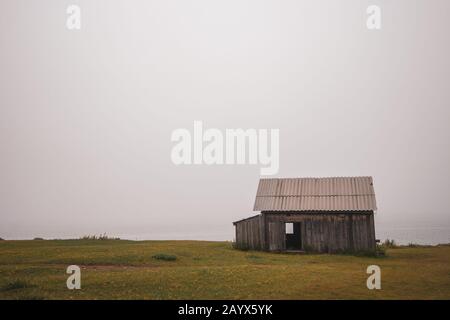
[354,250,378,257]
[231,241,249,251]
[383,239,397,248]
[375,244,386,256]
[152,254,177,261]
[0,237,4,241]
[80,233,120,240]
[23,295,46,300]
[1,280,33,291]
[333,248,381,257]
[33,237,44,241]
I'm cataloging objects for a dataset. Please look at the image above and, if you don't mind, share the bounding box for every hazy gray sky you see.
[1,0,449,240]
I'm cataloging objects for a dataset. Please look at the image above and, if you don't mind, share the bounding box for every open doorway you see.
[285,222,302,250]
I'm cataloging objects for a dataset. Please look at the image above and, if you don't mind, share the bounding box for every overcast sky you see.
[1,0,449,240]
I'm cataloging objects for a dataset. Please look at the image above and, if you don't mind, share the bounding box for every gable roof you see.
[253,176,377,212]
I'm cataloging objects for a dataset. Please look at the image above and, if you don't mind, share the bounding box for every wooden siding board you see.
[234,214,263,250]
[238,212,375,253]
[260,211,375,253]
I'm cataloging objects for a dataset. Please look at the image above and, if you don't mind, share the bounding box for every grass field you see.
[0,240,449,300]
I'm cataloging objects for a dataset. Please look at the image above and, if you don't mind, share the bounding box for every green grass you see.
[0,240,449,299]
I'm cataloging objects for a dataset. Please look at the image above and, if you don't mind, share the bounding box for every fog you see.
[1,1,449,243]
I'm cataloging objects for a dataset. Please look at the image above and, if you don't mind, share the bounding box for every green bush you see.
[152,254,177,261]
[375,244,386,256]
[22,295,46,300]
[247,254,262,260]
[231,241,249,251]
[80,233,120,240]
[1,280,33,291]
[383,239,397,248]
[33,237,44,241]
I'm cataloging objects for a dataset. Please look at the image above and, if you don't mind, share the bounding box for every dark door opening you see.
[285,222,302,250]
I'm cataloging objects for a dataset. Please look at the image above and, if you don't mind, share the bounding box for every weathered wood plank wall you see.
[235,212,376,253]
[234,214,264,250]
[263,212,376,253]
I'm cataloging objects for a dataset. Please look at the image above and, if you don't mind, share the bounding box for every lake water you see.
[120,226,450,245]
[376,226,450,245]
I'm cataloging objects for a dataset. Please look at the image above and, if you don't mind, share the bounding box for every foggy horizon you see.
[1,1,449,245]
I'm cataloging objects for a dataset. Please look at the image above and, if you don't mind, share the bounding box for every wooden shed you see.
[233,177,377,253]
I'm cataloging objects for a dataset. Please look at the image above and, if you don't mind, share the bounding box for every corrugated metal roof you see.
[253,177,377,212]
